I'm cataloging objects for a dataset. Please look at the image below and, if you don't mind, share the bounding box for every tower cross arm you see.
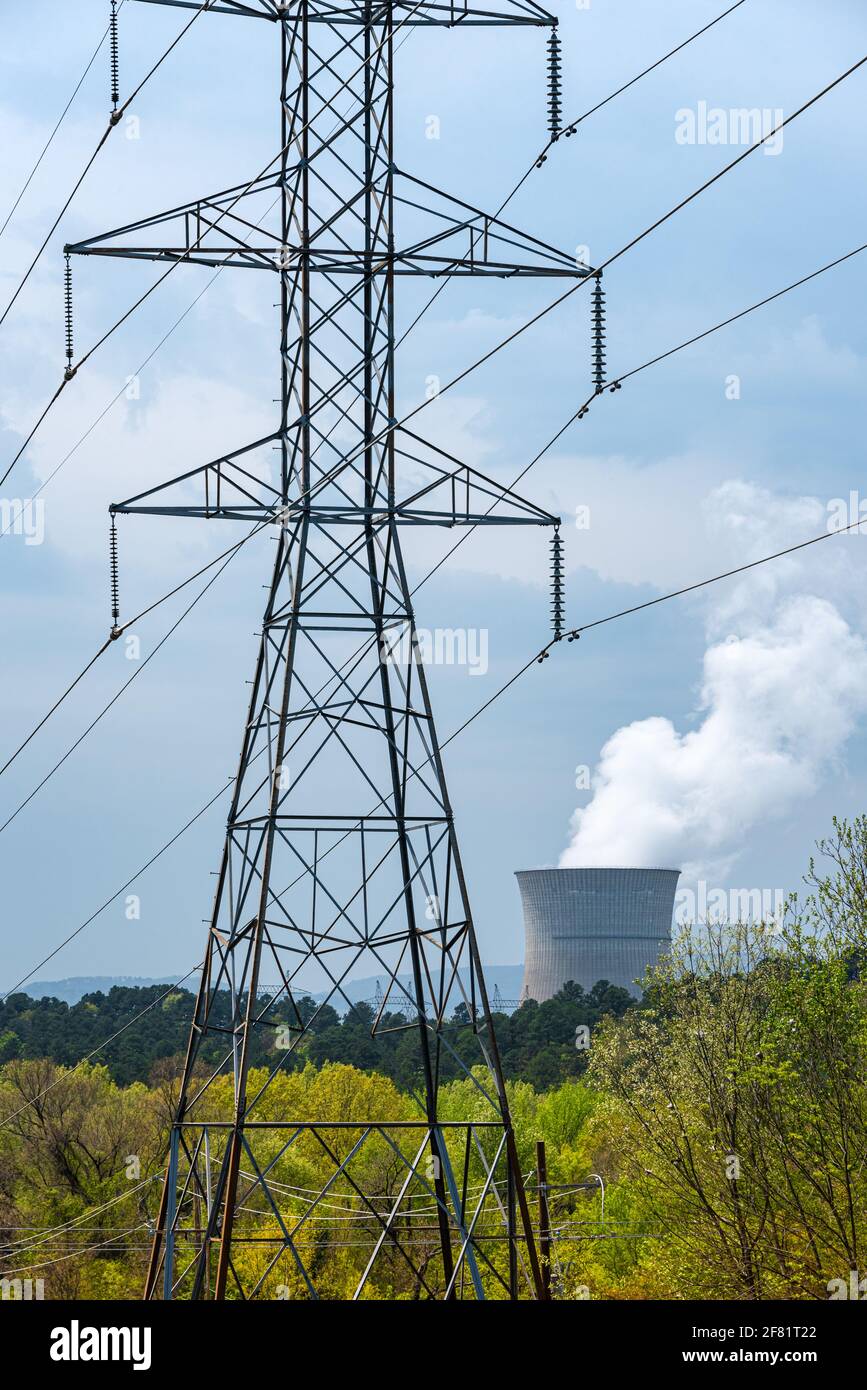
[128,0,557,27]
[108,435,563,529]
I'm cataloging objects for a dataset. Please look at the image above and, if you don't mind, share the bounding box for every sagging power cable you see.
[3,230,864,998]
[3,29,865,1057]
[0,16,423,535]
[0,519,272,783]
[0,0,215,334]
[6,12,850,505]
[316,51,867,498]
[0,3,127,245]
[398,0,752,341]
[0,517,259,838]
[2,486,864,1125]
[0,0,427,494]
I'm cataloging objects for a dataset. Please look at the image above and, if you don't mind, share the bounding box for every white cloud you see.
[3,367,274,576]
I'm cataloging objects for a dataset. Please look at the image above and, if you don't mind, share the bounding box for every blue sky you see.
[1,0,866,989]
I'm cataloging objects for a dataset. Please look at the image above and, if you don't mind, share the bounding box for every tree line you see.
[0,978,635,1091]
[1,817,866,1299]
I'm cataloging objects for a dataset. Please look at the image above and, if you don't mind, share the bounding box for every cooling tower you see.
[516,867,680,1001]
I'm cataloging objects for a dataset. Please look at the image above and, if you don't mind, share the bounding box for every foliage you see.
[2,822,867,1299]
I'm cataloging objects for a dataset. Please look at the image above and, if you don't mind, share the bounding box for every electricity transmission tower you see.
[70,0,589,1301]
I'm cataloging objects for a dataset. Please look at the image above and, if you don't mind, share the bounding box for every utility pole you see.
[536,1139,551,1299]
[70,0,590,1300]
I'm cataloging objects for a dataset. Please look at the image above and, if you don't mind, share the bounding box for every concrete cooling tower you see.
[516,867,680,1001]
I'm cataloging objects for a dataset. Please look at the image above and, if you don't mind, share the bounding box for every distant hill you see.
[328,965,525,1008]
[10,965,525,1009]
[8,976,190,1005]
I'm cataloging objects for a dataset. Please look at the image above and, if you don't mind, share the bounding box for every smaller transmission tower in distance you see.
[70,0,592,1301]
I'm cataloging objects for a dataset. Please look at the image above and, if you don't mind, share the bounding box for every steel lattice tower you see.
[70,0,590,1301]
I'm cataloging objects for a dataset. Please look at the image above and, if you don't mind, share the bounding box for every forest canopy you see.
[2,818,866,1300]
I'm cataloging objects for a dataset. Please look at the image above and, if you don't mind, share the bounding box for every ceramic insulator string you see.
[110,2,120,111]
[550,527,565,639]
[591,273,606,392]
[109,517,120,631]
[547,30,562,141]
[63,253,74,370]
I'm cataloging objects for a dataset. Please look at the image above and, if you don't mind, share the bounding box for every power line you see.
[0,967,202,1125]
[0,24,436,781]
[0,518,269,782]
[0,2,425,494]
[6,16,854,516]
[395,0,752,347]
[0,520,256,839]
[0,823,217,1004]
[331,50,867,485]
[8,497,859,1098]
[0,1224,150,1278]
[497,0,752,220]
[0,649,370,1003]
[3,34,861,518]
[0,13,422,538]
[563,0,749,137]
[616,240,867,385]
[0,639,112,782]
[0,0,214,333]
[602,54,867,278]
[3,229,863,1010]
[0,208,279,543]
[443,518,867,753]
[0,381,71,493]
[569,517,867,638]
[3,34,865,1129]
[0,1178,156,1258]
[0,4,126,244]
[407,236,867,593]
[389,509,867,795]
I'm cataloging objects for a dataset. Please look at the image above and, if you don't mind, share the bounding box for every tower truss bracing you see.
[71,0,588,1300]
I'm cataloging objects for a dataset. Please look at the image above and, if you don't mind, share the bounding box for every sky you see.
[1,0,866,990]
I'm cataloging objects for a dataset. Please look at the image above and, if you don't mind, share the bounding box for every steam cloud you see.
[560,484,867,879]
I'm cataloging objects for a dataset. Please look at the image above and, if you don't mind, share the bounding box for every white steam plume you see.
[560,483,867,878]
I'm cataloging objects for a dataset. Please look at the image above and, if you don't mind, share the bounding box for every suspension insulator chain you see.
[591,272,606,394]
[550,526,565,640]
[110,1,120,113]
[547,29,562,142]
[110,515,122,638]
[63,252,76,380]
